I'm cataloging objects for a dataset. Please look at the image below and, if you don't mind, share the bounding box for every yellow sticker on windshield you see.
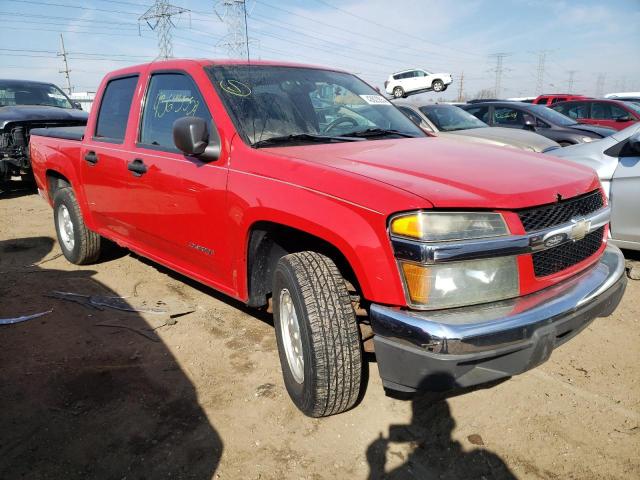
[219,79,251,97]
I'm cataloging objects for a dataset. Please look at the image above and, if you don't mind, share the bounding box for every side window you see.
[560,102,587,119]
[139,73,212,151]
[590,102,611,120]
[494,107,524,126]
[610,104,629,120]
[415,71,426,77]
[94,75,138,142]
[397,106,427,130]
[536,118,550,128]
[536,97,549,105]
[466,106,489,123]
[551,97,566,104]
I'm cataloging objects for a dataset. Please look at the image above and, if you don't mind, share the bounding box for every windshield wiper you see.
[338,128,417,139]
[252,133,363,148]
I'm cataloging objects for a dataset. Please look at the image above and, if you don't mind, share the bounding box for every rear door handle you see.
[84,151,98,165]
[127,158,148,177]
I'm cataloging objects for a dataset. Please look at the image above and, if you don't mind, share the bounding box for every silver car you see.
[551,123,640,251]
[394,101,560,153]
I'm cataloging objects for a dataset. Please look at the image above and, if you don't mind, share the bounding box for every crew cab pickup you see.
[29,60,627,417]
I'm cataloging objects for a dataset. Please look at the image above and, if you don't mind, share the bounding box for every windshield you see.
[623,101,640,115]
[530,104,576,126]
[0,81,73,108]
[206,65,424,146]
[418,105,488,131]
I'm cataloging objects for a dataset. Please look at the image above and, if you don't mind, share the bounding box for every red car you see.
[28,59,626,416]
[532,94,590,106]
[551,99,640,131]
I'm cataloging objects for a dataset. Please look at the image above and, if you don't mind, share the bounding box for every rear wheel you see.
[392,86,405,99]
[432,79,445,92]
[53,187,101,264]
[273,251,362,417]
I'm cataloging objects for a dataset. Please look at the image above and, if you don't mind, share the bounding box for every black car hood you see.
[567,123,616,138]
[0,105,89,129]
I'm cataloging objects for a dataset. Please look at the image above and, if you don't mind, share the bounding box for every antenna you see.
[139,0,190,60]
[58,33,72,94]
[488,53,510,98]
[215,0,253,60]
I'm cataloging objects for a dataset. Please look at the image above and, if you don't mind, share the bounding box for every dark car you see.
[550,99,640,131]
[0,79,88,184]
[460,101,615,146]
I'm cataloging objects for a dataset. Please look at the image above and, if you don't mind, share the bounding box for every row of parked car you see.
[391,94,639,252]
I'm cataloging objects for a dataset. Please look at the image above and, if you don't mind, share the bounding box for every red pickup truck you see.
[29,59,626,417]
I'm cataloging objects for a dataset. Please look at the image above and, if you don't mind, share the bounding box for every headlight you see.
[400,257,519,309]
[581,137,593,143]
[390,212,509,242]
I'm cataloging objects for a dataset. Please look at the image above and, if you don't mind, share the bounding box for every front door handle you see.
[84,151,98,165]
[127,158,148,177]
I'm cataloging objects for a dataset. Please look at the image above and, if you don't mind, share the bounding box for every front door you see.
[125,71,231,287]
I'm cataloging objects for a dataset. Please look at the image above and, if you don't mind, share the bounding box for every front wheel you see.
[273,251,362,417]
[53,187,102,264]
[432,79,445,92]
[392,86,405,98]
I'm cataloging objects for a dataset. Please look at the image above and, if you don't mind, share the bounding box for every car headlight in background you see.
[390,211,509,242]
[400,256,519,309]
[581,137,593,143]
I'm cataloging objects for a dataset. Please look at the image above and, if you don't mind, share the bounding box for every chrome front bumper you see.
[370,244,627,392]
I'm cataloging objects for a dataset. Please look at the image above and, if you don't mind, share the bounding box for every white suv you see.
[385,69,453,98]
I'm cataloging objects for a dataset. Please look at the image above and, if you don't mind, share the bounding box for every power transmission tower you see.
[595,73,606,97]
[215,0,253,60]
[566,70,577,91]
[139,0,190,59]
[58,33,72,94]
[534,50,552,95]
[457,72,465,102]
[488,53,509,98]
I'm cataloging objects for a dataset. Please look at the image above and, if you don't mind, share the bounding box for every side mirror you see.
[72,101,82,110]
[173,116,220,161]
[628,132,640,154]
[523,114,536,130]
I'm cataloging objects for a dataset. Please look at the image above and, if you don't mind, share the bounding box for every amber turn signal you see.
[401,262,431,304]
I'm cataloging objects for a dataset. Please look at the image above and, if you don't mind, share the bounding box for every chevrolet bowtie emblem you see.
[570,218,591,241]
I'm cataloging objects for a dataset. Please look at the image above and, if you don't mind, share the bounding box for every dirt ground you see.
[1,190,639,480]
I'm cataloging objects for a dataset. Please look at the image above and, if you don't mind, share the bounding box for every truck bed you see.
[30,125,85,141]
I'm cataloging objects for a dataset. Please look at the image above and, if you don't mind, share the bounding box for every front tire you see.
[273,251,362,417]
[53,187,101,264]
[432,79,445,92]
[392,86,405,98]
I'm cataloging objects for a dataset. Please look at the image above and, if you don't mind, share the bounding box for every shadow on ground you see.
[366,374,517,479]
[0,237,222,479]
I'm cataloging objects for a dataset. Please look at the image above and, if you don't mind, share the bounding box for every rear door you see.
[81,74,140,235]
[124,70,231,286]
[587,101,630,130]
[492,105,526,129]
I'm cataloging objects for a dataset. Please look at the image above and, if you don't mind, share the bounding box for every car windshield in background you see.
[530,104,577,126]
[623,101,640,115]
[419,105,488,131]
[0,81,73,109]
[206,65,425,146]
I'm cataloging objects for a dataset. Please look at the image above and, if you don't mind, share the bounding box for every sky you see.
[1,0,639,100]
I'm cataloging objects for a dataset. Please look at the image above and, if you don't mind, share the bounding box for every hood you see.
[568,123,616,138]
[0,105,89,129]
[446,127,559,152]
[265,137,600,210]
[550,136,619,180]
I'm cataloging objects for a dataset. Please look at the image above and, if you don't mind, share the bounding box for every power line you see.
[488,53,510,98]
[215,0,251,59]
[595,73,606,97]
[566,70,577,91]
[139,0,190,59]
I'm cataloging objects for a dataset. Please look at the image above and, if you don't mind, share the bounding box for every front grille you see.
[517,190,604,232]
[532,226,604,277]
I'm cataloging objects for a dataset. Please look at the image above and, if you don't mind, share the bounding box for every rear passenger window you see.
[139,73,211,151]
[94,75,138,143]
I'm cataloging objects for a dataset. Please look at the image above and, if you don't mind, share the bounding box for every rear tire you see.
[392,86,405,99]
[53,187,101,265]
[273,251,362,417]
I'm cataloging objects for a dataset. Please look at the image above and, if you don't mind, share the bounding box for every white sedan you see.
[384,69,452,98]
